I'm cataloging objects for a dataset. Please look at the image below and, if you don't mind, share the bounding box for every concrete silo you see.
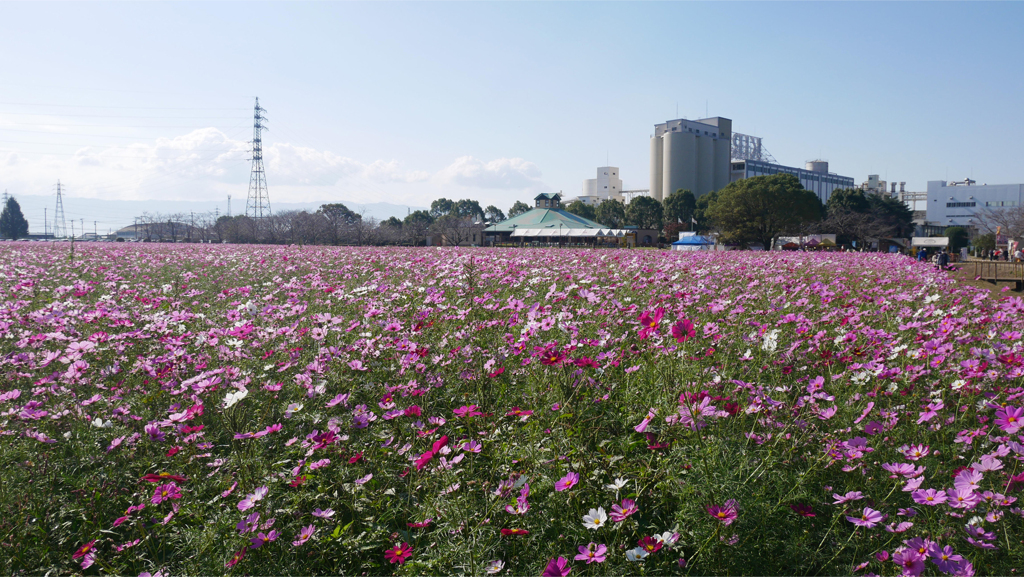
[649,117,732,200]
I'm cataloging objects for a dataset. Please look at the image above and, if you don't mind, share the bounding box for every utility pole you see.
[81,219,84,238]
[94,221,97,238]
[134,218,138,240]
[245,97,271,237]
[227,194,231,217]
[2,189,8,205]
[71,221,75,238]
[44,208,47,237]
[190,211,194,242]
[53,180,67,238]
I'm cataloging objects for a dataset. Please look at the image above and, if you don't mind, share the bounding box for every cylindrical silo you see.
[663,131,694,202]
[649,135,663,202]
[806,160,828,174]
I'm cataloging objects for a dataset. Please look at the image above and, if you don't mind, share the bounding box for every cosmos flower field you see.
[1,244,1023,576]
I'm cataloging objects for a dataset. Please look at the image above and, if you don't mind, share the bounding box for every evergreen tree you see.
[508,201,531,218]
[0,197,30,240]
[565,200,597,222]
[625,196,664,230]
[595,199,626,228]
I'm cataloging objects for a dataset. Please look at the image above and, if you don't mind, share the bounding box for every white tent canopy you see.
[510,228,631,238]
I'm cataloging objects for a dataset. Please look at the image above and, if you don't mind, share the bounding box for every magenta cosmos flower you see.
[151,483,182,505]
[707,500,738,525]
[994,405,1023,434]
[574,543,607,564]
[384,542,413,564]
[609,499,639,522]
[846,507,884,528]
[671,319,696,343]
[542,556,572,577]
[555,472,580,492]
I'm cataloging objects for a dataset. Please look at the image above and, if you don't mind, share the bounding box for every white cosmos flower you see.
[582,507,607,530]
[625,547,649,561]
[224,388,249,409]
[485,560,504,574]
[606,478,628,493]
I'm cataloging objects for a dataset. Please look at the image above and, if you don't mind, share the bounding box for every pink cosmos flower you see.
[634,408,657,433]
[574,543,607,564]
[541,556,572,577]
[292,524,315,547]
[555,472,580,492]
[946,488,980,509]
[833,491,865,504]
[249,530,279,549]
[994,405,1023,434]
[911,488,947,506]
[953,469,983,492]
[892,548,925,576]
[610,499,639,522]
[846,507,884,528]
[384,542,413,565]
[151,483,182,505]
[453,405,484,418]
[927,543,964,574]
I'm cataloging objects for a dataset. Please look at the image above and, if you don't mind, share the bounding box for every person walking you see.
[937,249,950,271]
[917,248,928,262]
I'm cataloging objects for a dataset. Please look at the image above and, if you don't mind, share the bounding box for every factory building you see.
[729,159,855,204]
[649,117,732,201]
[575,167,624,205]
[926,179,1024,228]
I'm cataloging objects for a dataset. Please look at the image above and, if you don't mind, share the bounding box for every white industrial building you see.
[926,179,1023,228]
[575,167,625,205]
[729,159,854,204]
[649,117,732,201]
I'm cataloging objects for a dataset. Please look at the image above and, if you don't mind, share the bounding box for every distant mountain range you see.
[6,194,427,236]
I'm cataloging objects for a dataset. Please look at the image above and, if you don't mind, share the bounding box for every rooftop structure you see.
[730,159,854,204]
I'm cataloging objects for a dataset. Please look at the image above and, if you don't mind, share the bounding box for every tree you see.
[404,210,434,246]
[453,199,484,220]
[663,189,696,227]
[867,194,914,238]
[625,196,664,230]
[693,190,719,234]
[0,197,29,240]
[706,174,822,249]
[595,199,626,228]
[318,203,361,245]
[430,198,455,218]
[945,227,969,252]
[484,205,506,223]
[564,200,596,222]
[430,215,480,246]
[974,232,996,252]
[508,201,531,218]
[973,204,1024,241]
[825,188,870,215]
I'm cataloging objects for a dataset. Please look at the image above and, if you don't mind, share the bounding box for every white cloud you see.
[436,156,543,189]
[0,128,546,208]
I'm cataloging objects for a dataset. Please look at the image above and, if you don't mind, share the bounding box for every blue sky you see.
[1,1,1022,232]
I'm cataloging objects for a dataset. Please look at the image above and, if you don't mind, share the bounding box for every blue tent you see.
[671,235,715,251]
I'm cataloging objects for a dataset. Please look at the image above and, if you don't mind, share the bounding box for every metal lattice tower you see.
[53,180,67,238]
[731,132,778,165]
[245,98,271,227]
